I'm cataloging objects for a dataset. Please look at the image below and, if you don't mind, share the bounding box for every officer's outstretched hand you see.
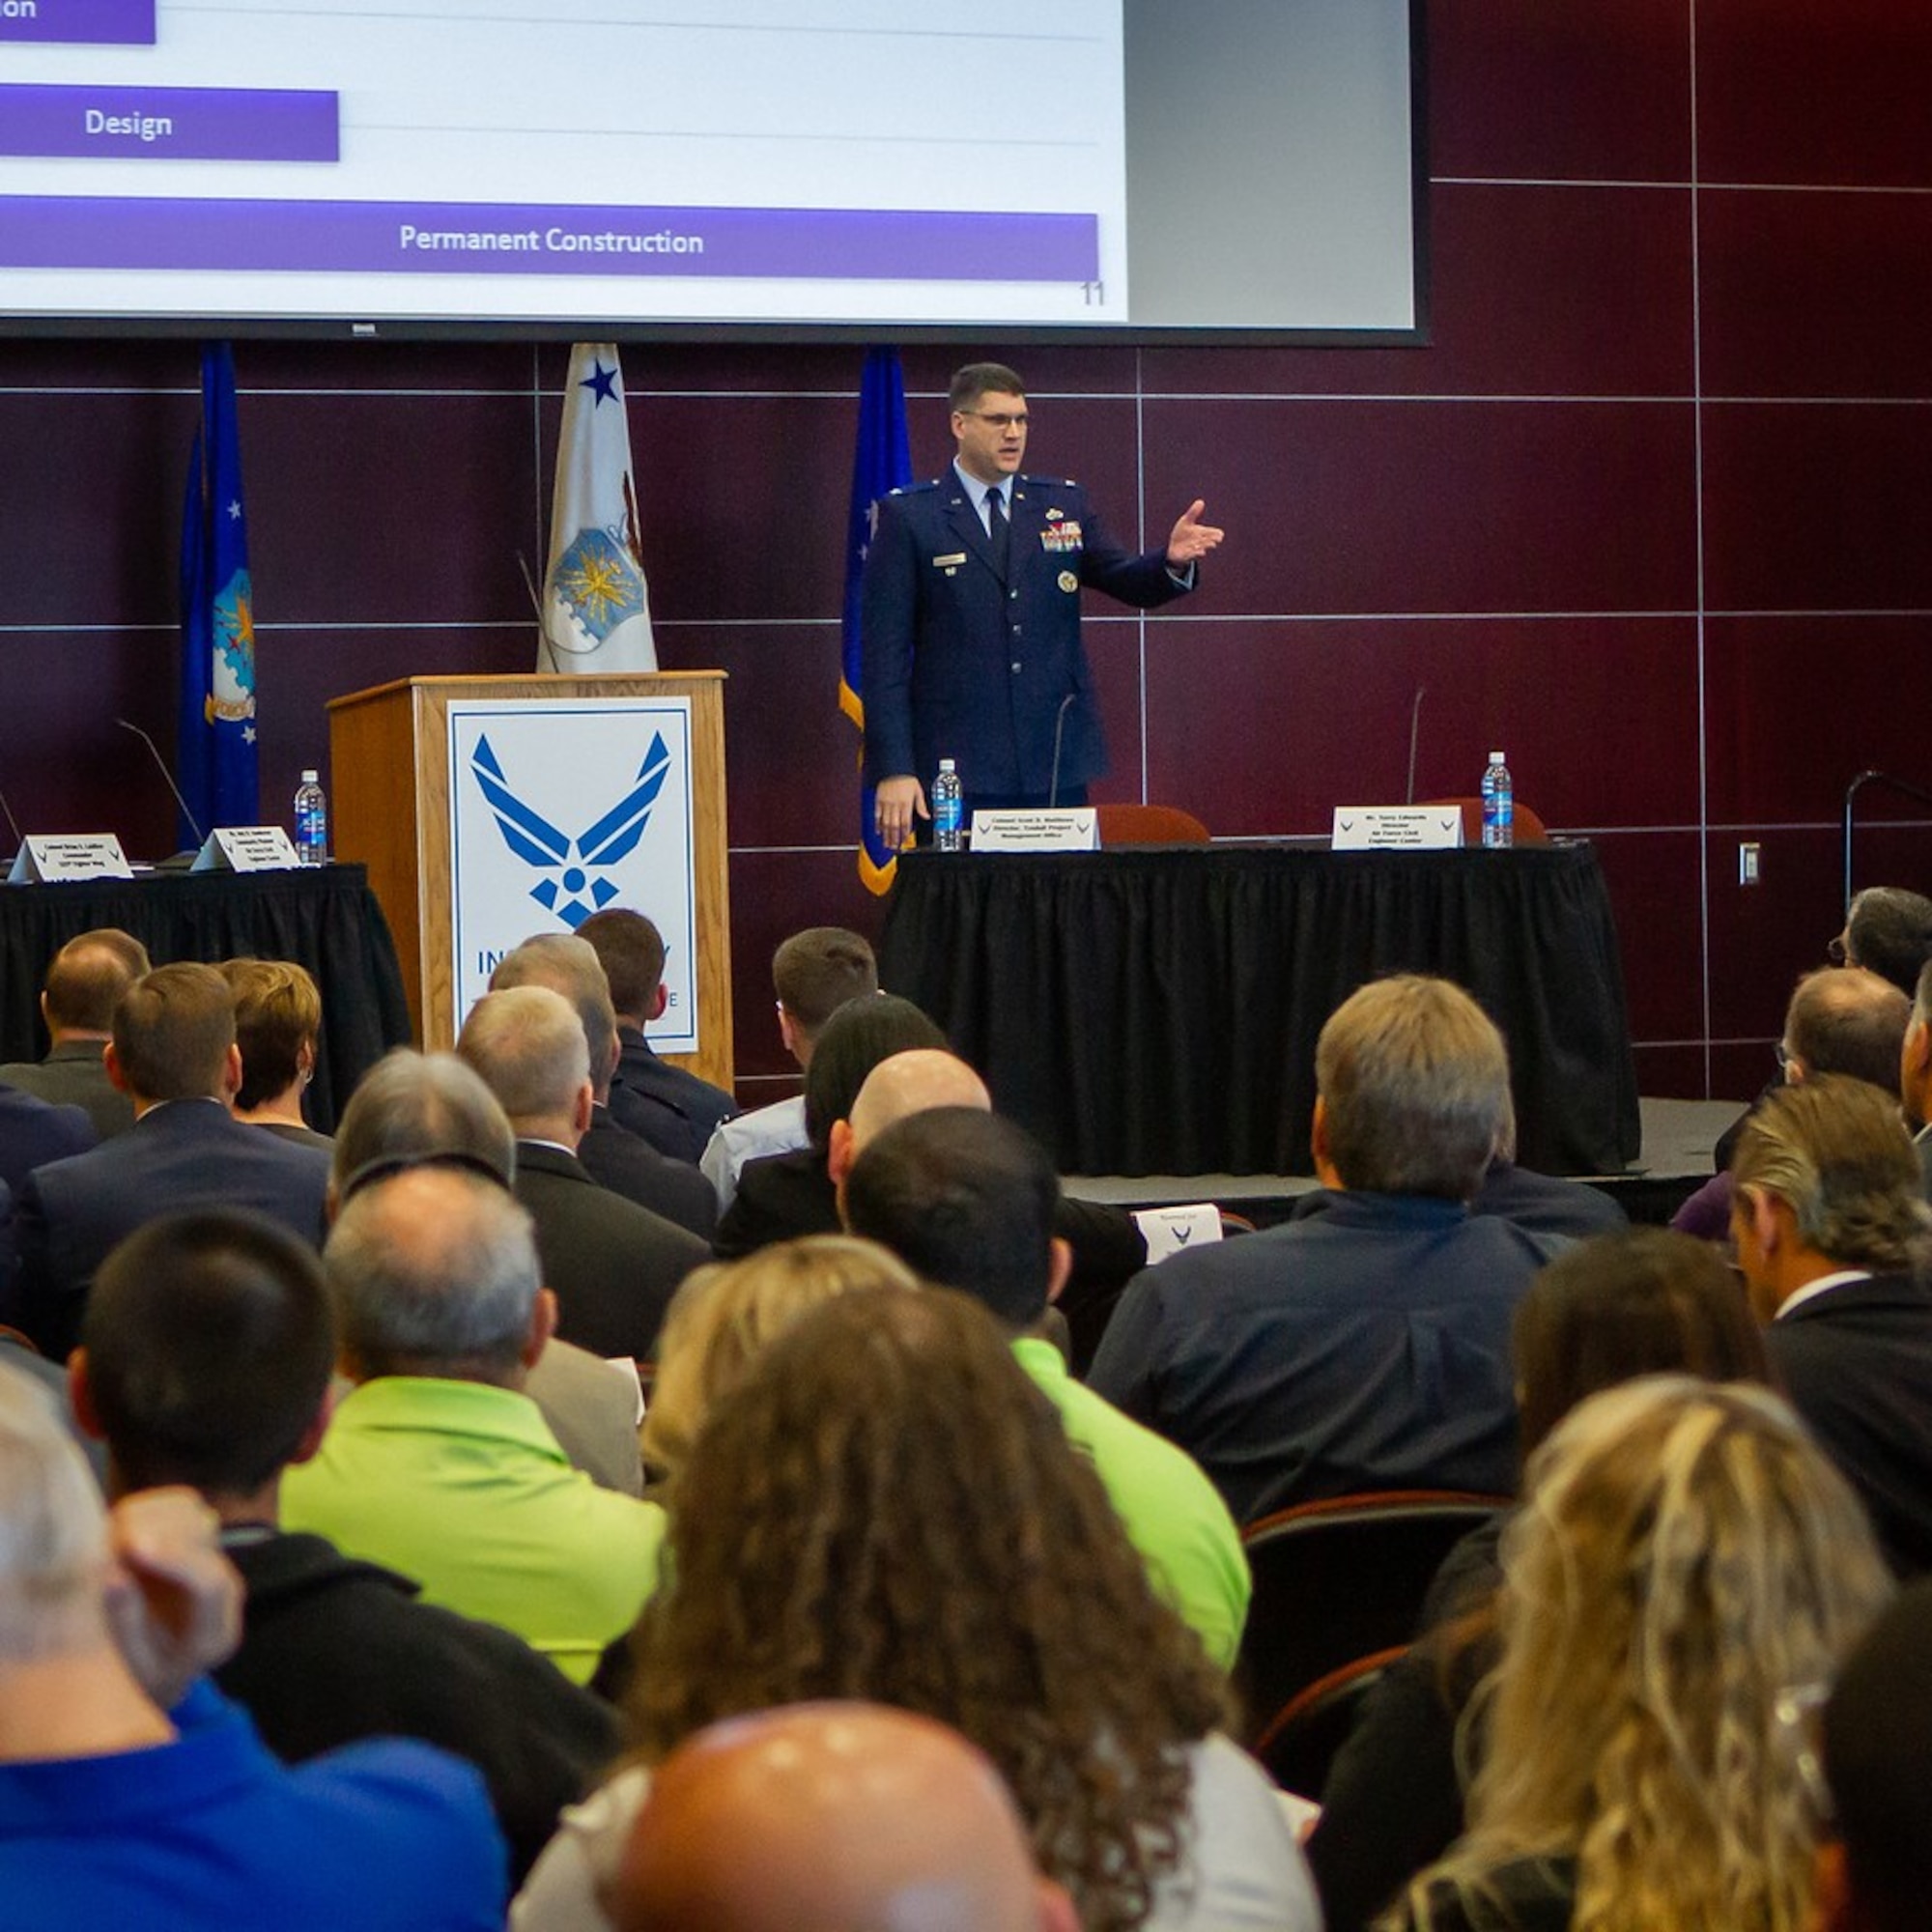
[1166,500,1224,568]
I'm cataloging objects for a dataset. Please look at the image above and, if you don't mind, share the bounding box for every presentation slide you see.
[0,1,1418,336]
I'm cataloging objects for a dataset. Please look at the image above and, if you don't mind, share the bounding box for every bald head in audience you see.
[609,1703,1077,1932]
[828,1047,990,1198]
[329,1049,516,1208]
[1782,966,1912,1093]
[44,927,152,1041]
[457,984,593,1150]
[489,935,621,1107]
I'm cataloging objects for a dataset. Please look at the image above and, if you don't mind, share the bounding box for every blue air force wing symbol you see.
[471,732,672,928]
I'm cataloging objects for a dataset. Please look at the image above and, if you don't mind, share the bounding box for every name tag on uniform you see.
[931,552,967,569]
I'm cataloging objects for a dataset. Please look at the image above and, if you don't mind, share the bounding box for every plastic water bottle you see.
[932,758,963,853]
[1481,751,1514,849]
[294,769,328,867]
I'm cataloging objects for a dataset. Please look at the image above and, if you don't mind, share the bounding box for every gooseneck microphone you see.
[1047,693,1078,810]
[115,717,208,850]
[1406,686,1427,807]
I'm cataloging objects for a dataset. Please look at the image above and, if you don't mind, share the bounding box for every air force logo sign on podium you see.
[447,696,699,1051]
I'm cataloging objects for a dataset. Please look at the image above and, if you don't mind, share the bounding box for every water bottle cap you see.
[939,758,956,772]
[1488,752,1505,764]
[300,769,319,782]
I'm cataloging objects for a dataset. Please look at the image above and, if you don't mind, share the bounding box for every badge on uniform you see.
[1057,570,1079,593]
[1039,521,1083,554]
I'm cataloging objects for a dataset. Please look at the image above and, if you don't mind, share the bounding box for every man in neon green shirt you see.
[837,1060,1249,1671]
[284,1164,661,1685]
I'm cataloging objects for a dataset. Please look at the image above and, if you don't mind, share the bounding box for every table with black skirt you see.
[877,843,1639,1178]
[0,864,412,1133]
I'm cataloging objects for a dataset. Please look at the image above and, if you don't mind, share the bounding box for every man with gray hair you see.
[282,1163,666,1682]
[0,1362,507,1926]
[1732,1075,1932,1577]
[488,934,715,1238]
[1834,886,1932,996]
[1091,975,1566,1520]
[457,985,706,1360]
[329,1047,644,1496]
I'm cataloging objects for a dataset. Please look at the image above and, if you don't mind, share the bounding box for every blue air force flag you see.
[542,344,658,673]
[178,342,259,842]
[840,347,912,895]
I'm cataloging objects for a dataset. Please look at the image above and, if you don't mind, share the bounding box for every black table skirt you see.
[878,843,1640,1179]
[0,865,412,1133]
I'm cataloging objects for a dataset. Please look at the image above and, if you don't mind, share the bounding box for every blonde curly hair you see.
[1397,1376,1892,1932]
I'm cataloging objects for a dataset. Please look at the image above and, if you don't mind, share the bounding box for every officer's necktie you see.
[987,486,1011,579]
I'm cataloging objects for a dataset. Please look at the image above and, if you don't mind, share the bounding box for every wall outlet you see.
[1739,841,1762,887]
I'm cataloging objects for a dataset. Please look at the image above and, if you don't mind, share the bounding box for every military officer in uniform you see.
[861,361,1222,846]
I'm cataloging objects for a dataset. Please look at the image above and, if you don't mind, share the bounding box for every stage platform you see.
[1065,1096,1744,1231]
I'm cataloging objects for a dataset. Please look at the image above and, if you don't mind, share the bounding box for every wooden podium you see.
[327,672,731,1088]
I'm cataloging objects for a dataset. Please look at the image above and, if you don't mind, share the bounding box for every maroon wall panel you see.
[5,0,1930,1129]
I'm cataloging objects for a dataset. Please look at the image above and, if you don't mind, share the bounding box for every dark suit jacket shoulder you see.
[513,1141,707,1359]
[11,1102,331,1359]
[610,1029,735,1165]
[711,1146,839,1260]
[1768,1271,1932,1577]
[0,1040,135,1141]
[579,1109,717,1240]
[217,1530,618,1882]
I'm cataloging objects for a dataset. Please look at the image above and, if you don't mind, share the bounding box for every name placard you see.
[968,809,1098,853]
[7,834,134,884]
[1133,1203,1225,1264]
[189,825,302,872]
[1331,806,1463,851]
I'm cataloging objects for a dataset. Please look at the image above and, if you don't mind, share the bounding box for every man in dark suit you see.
[861,360,1222,845]
[487,933,716,1239]
[8,961,330,1360]
[456,984,706,1359]
[0,926,150,1140]
[576,907,736,1165]
[1733,1074,1932,1577]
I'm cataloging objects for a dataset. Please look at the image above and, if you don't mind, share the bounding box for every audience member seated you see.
[488,934,717,1239]
[840,1087,1248,1672]
[608,1703,1079,1932]
[457,985,707,1360]
[9,962,330,1361]
[1897,957,1932,1201]
[71,1208,620,1882]
[281,1164,666,1684]
[1714,890,1932,1175]
[218,957,331,1148]
[0,1362,508,1928]
[639,1235,919,1487]
[0,1079,95,1282]
[711,992,945,1258]
[1091,975,1564,1521]
[0,925,149,1140]
[1306,1227,1774,1932]
[576,907,736,1162]
[1816,1577,1932,1932]
[700,925,877,1212]
[514,1289,1320,1932]
[1388,1378,1889,1932]
[327,1048,644,1496]
[1732,1074,1932,1577]
[1677,965,1910,1241]
[1834,885,1932,995]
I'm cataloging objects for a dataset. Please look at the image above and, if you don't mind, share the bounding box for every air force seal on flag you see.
[551,526,648,648]
[208,568,257,725]
[471,729,670,929]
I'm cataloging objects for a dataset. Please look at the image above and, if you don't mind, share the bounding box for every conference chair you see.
[1250,1643,1406,1797]
[1424,798,1551,845]
[1235,1489,1509,1771]
[1094,803,1210,846]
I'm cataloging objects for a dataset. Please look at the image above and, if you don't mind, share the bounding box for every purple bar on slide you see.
[0,0,155,43]
[0,87,338,161]
[0,196,1098,282]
